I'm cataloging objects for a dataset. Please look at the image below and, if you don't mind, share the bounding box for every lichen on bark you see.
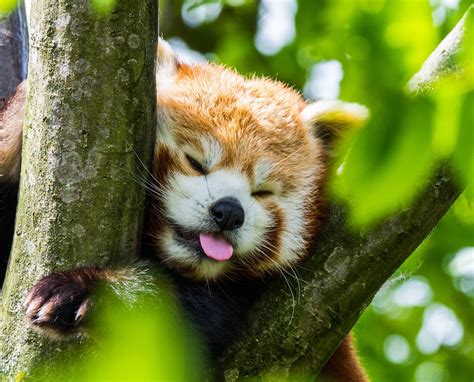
[0,0,157,377]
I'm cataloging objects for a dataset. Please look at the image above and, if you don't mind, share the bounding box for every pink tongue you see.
[199,233,233,262]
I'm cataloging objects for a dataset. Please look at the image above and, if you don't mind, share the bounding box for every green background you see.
[159,1,473,381]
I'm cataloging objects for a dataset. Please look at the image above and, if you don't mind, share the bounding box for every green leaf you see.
[31,284,205,381]
[186,0,221,12]
[453,90,474,187]
[91,0,117,15]
[0,0,17,14]
[333,93,436,226]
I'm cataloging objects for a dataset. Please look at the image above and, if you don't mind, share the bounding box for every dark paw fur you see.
[24,272,93,335]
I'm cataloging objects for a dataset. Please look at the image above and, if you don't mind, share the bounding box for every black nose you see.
[210,197,245,231]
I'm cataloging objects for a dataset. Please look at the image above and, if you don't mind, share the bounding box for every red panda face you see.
[149,40,368,281]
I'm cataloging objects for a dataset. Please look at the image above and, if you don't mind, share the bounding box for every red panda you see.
[0,39,369,381]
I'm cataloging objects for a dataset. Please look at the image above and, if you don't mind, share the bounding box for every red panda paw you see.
[23,271,93,336]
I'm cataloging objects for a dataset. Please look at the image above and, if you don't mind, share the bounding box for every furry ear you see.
[301,100,369,146]
[156,38,180,82]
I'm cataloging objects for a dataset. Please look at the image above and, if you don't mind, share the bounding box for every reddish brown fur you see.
[148,146,197,280]
[0,80,26,182]
[158,62,321,197]
[153,59,328,278]
[321,335,369,382]
[151,51,368,380]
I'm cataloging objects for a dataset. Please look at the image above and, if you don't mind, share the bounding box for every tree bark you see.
[215,9,470,381]
[0,0,157,378]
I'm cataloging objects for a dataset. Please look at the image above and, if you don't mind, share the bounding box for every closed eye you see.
[185,154,206,175]
[252,190,273,198]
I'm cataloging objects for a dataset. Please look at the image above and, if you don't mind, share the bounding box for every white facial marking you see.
[201,136,222,169]
[162,169,271,266]
[165,169,251,230]
[156,109,178,150]
[156,131,319,278]
[254,159,273,187]
[156,38,179,92]
[196,260,229,280]
[277,169,318,266]
[161,227,195,266]
[182,143,203,163]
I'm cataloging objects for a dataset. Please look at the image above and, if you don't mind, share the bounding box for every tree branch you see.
[0,0,157,378]
[216,9,470,381]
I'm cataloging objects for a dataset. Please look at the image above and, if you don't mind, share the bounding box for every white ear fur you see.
[301,100,369,142]
[301,100,369,129]
[156,38,179,86]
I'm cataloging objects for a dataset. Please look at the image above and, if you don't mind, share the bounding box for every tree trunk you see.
[215,9,470,381]
[0,0,157,378]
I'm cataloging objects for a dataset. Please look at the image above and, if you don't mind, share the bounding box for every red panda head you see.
[149,39,368,281]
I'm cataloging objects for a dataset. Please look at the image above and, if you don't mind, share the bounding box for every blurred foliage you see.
[0,0,118,16]
[91,0,117,15]
[31,280,206,381]
[355,193,474,382]
[0,0,16,15]
[160,0,473,381]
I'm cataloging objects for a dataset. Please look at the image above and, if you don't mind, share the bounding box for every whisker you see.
[129,144,163,188]
[204,174,213,200]
[129,172,167,200]
[256,238,303,304]
[245,200,257,215]
[205,280,212,297]
[272,146,306,168]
